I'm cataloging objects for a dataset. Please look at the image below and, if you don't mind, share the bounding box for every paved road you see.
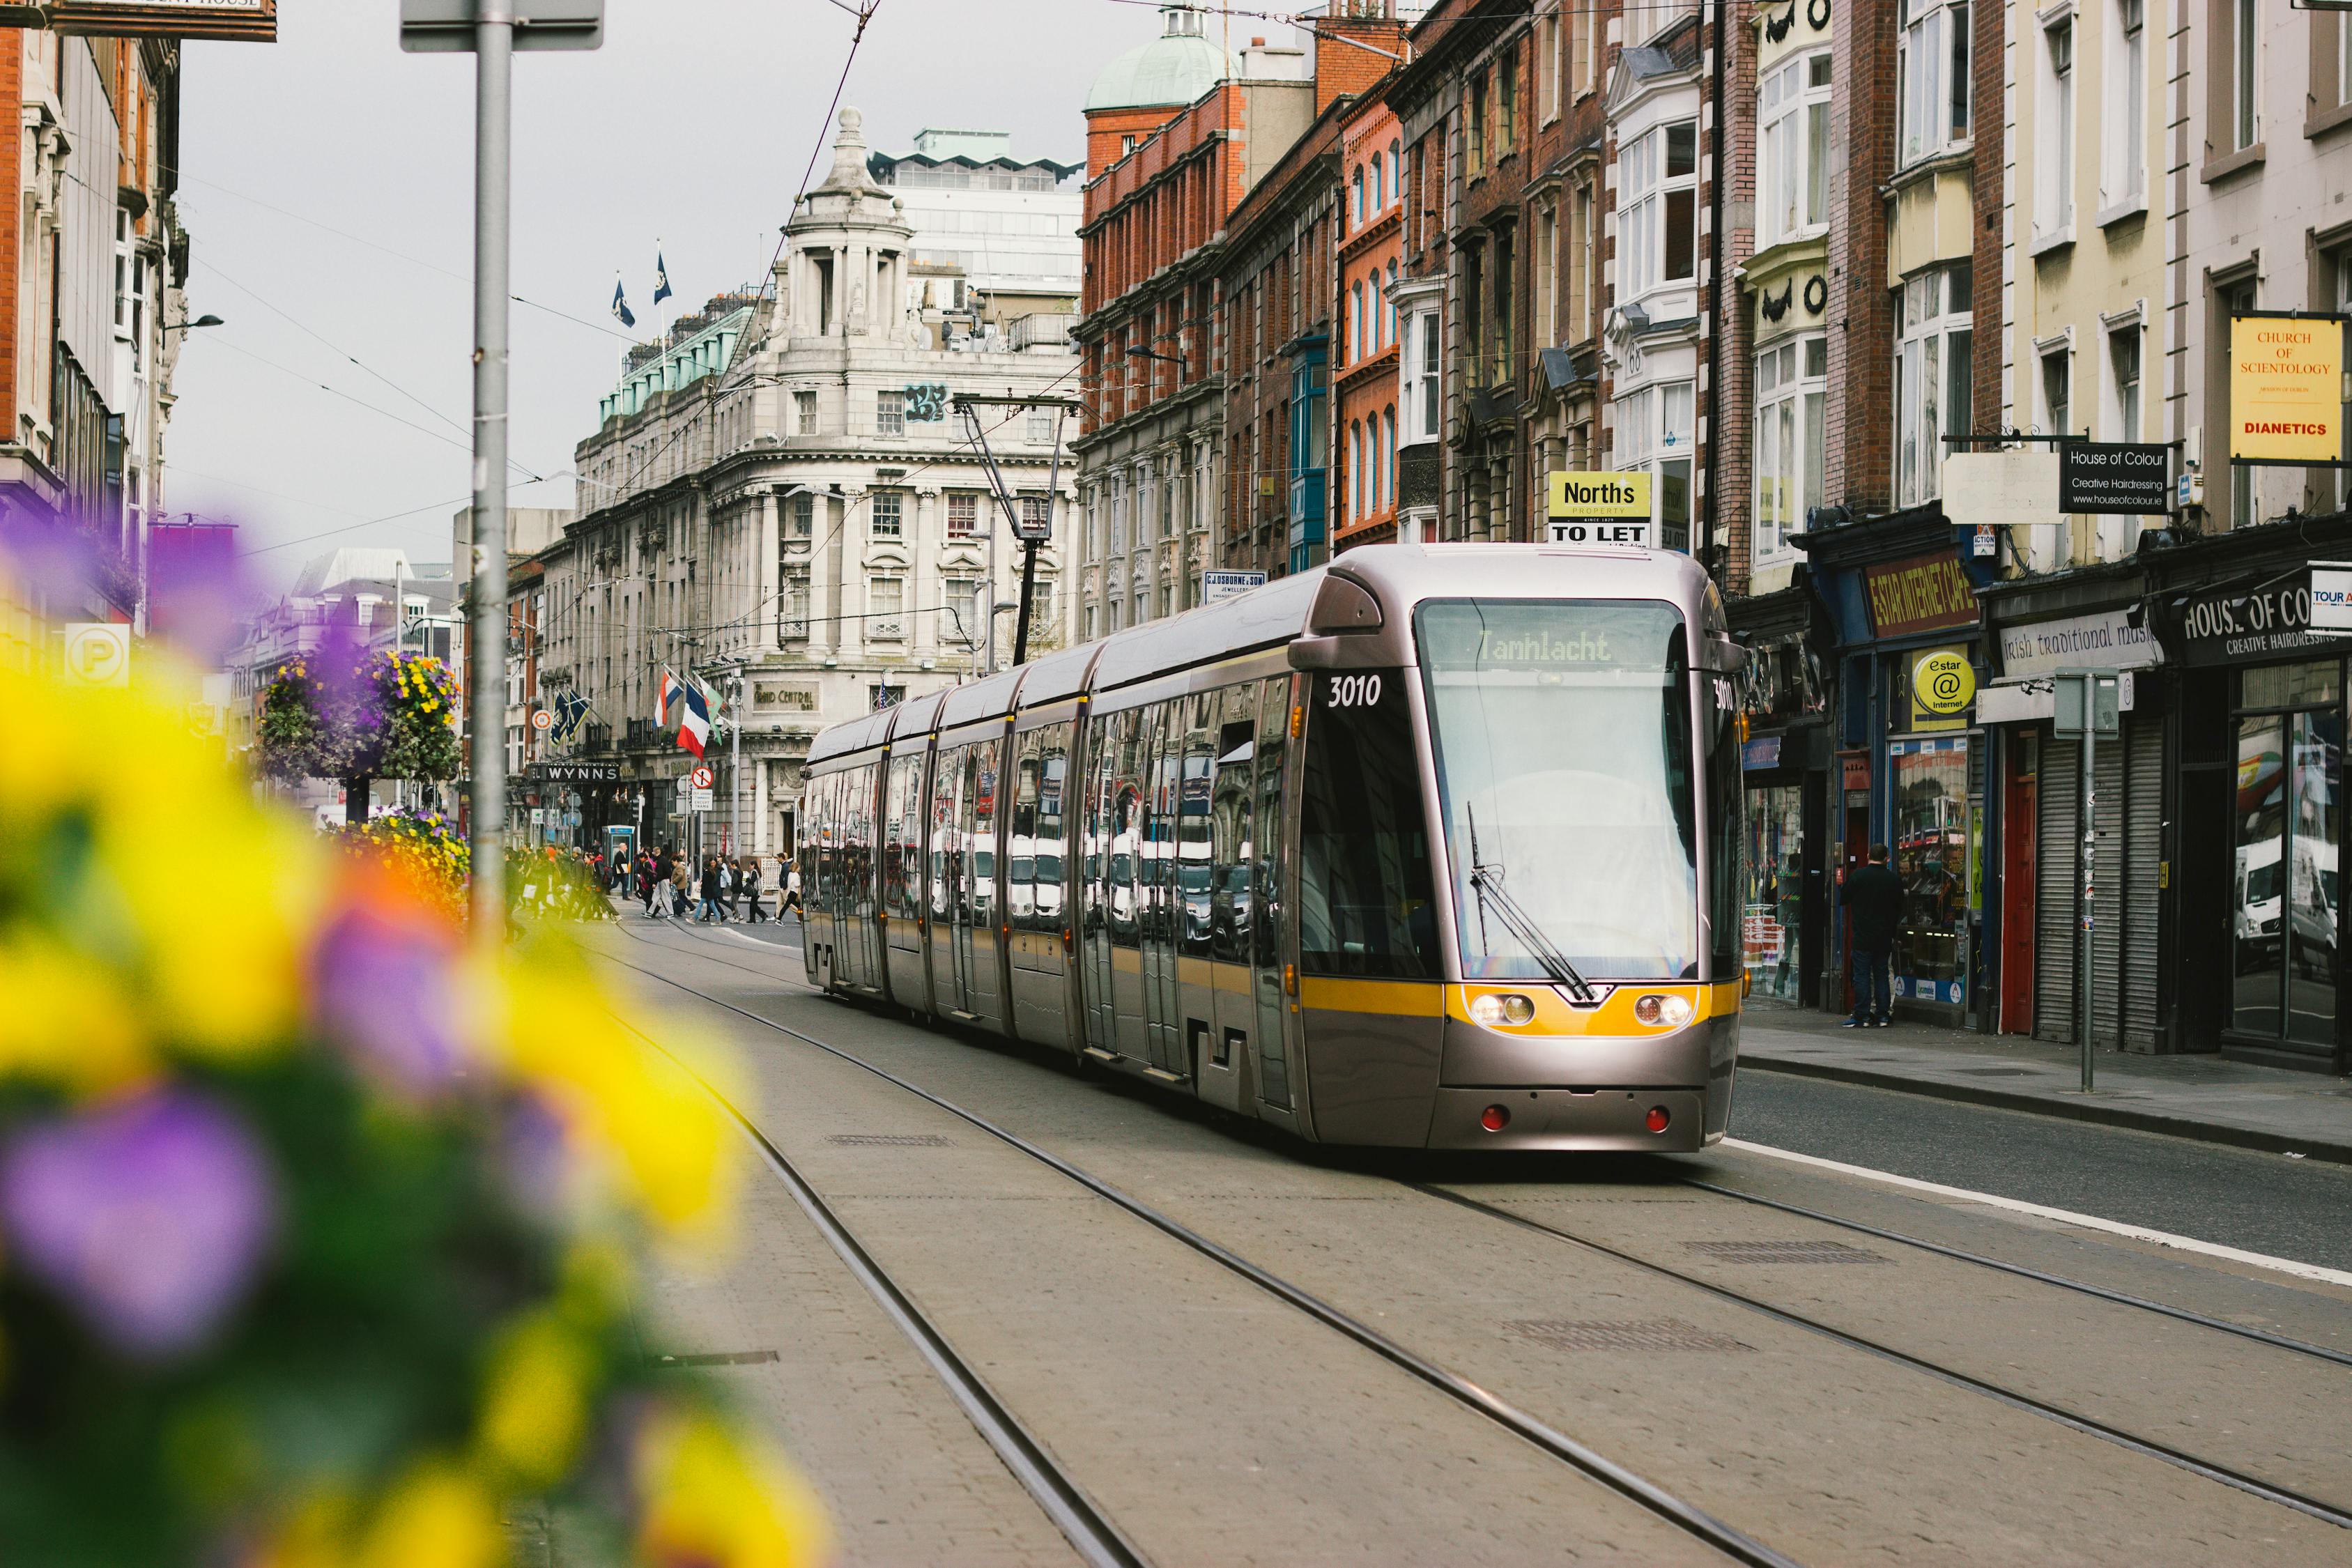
[1730,1068,2352,1273]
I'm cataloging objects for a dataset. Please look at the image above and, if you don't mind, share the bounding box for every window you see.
[941,576,977,645]
[2223,277,2258,526]
[1499,50,1517,154]
[1349,422,1364,520]
[778,569,810,641]
[1570,184,1592,341]
[1382,407,1397,512]
[1385,261,1399,346]
[1350,280,1365,362]
[1023,494,1051,537]
[1121,133,1137,156]
[869,577,905,640]
[1613,380,1696,553]
[1027,406,1059,443]
[2109,328,2141,443]
[1897,1,1972,167]
[1894,263,1974,507]
[2103,0,2146,208]
[2040,347,2072,437]
[947,492,978,539]
[2234,0,2259,149]
[1406,309,1441,442]
[1468,72,1488,172]
[1369,268,1385,351]
[1759,52,1832,246]
[788,491,814,538]
[1535,203,1557,348]
[1754,335,1828,566]
[870,491,903,538]
[1388,141,1401,210]
[1539,6,1561,121]
[2038,18,2075,233]
[1371,152,1385,212]
[794,390,817,434]
[1618,121,1698,296]
[1351,166,1365,229]
[1571,2,1592,94]
[877,390,905,436]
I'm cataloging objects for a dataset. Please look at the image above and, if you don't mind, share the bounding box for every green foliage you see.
[255,651,461,789]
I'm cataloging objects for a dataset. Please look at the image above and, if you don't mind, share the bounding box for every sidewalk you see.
[1739,1005,2352,1165]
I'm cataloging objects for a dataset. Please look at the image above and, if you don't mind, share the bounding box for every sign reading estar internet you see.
[1546,471,1652,546]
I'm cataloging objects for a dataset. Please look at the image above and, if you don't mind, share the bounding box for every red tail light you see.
[1645,1105,1671,1134]
[1480,1104,1510,1132]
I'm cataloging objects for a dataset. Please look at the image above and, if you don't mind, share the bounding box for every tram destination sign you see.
[2169,567,2352,667]
[2058,443,2172,514]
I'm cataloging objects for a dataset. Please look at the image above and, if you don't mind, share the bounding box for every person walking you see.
[783,858,804,919]
[668,856,691,919]
[638,852,658,916]
[695,855,723,923]
[739,855,767,923]
[1841,843,1904,1029]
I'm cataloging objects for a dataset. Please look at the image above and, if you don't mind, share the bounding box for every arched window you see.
[1351,166,1365,227]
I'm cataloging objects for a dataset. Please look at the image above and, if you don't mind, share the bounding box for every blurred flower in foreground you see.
[0,1089,275,1359]
[0,650,822,1567]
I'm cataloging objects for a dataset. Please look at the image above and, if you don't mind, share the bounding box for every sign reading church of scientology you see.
[13,1,279,40]
[2230,313,2346,464]
[1546,471,1652,546]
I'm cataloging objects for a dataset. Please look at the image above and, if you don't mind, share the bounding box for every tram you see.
[795,544,1747,1151]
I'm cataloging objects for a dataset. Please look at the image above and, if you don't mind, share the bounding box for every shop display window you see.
[1744,784,1805,999]
[1891,741,1971,1005]
[2229,660,2342,1050]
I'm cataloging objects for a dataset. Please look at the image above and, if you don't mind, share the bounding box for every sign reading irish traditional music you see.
[2229,313,2347,464]
[33,2,278,40]
[1862,551,1980,638]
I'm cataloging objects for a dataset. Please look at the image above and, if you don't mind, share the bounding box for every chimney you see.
[1313,0,1405,115]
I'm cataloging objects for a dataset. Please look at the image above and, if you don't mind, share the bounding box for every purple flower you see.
[1,1091,277,1360]
[310,905,468,1098]
[499,1091,574,1220]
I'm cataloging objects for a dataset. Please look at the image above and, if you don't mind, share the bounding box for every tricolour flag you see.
[659,670,710,758]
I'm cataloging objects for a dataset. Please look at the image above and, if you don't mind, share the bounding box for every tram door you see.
[1108,709,1152,1060]
[1252,676,1298,1109]
[928,745,969,1015]
[1137,700,1190,1075]
[1079,709,1121,1052]
[962,737,1005,1024]
[852,764,884,991]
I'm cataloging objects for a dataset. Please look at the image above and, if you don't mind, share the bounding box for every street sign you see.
[1944,449,2060,525]
[674,775,693,797]
[2059,442,2172,513]
[1204,571,1266,602]
[63,623,130,686]
[528,761,619,783]
[400,0,604,51]
[530,707,553,730]
[2051,671,2120,739]
[690,764,715,790]
[691,788,714,813]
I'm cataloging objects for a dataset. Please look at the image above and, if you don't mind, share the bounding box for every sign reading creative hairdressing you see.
[36,1,277,40]
[1862,551,1980,638]
[1547,470,1652,547]
[1996,608,2165,679]
[2229,314,2346,464]
[2059,443,2172,514]
[2172,567,2352,666]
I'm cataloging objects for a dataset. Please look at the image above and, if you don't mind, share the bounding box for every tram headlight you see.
[1469,992,1537,1027]
[1633,993,1693,1029]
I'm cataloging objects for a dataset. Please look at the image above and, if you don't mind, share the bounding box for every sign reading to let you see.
[2230,314,2346,464]
[1863,552,1980,638]
[1547,471,1653,547]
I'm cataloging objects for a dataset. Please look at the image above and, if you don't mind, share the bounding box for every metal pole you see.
[2080,713,2096,1092]
[466,3,513,944]
[730,667,743,857]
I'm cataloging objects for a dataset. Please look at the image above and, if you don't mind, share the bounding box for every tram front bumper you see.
[1426,1086,1711,1151]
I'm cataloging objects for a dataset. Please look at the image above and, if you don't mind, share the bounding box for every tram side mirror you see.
[1307,575,1383,635]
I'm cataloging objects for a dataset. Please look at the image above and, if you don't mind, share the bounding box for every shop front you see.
[1977,572,2167,1048]
[1794,511,1996,1028]
[2150,518,2352,1074]
[1732,587,1831,1006]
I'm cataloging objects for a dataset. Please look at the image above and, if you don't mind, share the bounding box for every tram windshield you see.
[1417,599,1699,980]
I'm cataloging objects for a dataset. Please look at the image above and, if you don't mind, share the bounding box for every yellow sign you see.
[1909,645,1974,731]
[63,622,130,687]
[2229,314,2345,463]
[1548,470,1652,518]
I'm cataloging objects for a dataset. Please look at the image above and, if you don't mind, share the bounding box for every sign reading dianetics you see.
[2229,313,2346,465]
[20,2,279,41]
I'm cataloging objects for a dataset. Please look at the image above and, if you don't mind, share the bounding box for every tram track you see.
[608,920,2352,1539]
[605,925,1805,1568]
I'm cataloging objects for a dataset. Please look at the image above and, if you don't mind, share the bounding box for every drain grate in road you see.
[650,1350,781,1369]
[1683,1239,1886,1265]
[825,1133,953,1147]
[1505,1318,1752,1353]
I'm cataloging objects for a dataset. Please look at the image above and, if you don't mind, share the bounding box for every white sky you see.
[168,0,1267,587]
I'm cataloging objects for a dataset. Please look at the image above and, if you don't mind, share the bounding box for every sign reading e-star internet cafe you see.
[1546,470,1653,547]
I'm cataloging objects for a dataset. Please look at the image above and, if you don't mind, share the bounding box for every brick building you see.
[1330,90,1403,551]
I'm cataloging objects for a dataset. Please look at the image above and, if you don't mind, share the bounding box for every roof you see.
[1086,8,1233,112]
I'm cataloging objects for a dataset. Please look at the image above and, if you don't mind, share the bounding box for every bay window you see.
[1894,263,1974,507]
[1618,120,1698,298]
[1612,380,1696,553]
[1759,52,1831,247]
[1897,1,1972,168]
[1407,309,1442,441]
[1754,334,1827,566]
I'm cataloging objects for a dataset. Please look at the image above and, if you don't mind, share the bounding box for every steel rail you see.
[1680,1178,2352,1369]
[1413,1184,2352,1532]
[604,934,1806,1568]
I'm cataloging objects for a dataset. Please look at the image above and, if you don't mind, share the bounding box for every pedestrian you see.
[638,852,658,916]
[1841,843,1904,1029]
[718,856,738,921]
[668,857,691,919]
[696,855,723,923]
[783,858,804,919]
[740,855,767,923]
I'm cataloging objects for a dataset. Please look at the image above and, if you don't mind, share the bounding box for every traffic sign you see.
[401,0,603,52]
[691,789,714,813]
[690,764,714,790]
[63,623,130,686]
[530,707,554,730]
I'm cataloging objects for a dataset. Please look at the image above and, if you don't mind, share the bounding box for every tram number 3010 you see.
[1325,673,1385,709]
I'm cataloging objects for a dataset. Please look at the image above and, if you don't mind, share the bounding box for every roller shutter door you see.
[2036,735,2078,1045]
[2119,714,2164,1049]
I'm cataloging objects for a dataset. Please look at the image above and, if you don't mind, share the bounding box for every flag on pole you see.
[611,278,636,329]
[659,670,711,759]
[652,250,673,305]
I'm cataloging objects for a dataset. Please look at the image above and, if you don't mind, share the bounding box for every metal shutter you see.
[2090,734,2125,1048]
[2119,714,2165,1049]
[2036,735,2078,1044]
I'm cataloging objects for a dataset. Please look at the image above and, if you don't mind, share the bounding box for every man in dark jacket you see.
[1842,843,1904,1028]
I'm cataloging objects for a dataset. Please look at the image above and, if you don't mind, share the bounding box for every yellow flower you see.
[0,933,153,1093]
[635,1409,827,1568]
[259,1463,505,1568]
[473,1312,593,1488]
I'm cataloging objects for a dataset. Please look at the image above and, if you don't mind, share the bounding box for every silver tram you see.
[795,544,1747,1151]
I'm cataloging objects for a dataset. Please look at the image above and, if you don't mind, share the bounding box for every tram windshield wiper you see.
[1466,805,1597,1004]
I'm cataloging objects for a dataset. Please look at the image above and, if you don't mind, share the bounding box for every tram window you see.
[1038,724,1070,930]
[968,741,1000,925]
[1211,695,1257,963]
[1300,668,1442,978]
[1708,681,1743,974]
[1147,702,1183,943]
[1417,599,1700,979]
[930,748,960,925]
[1180,694,1218,957]
[884,755,918,921]
[1010,729,1042,929]
[1108,709,1146,948]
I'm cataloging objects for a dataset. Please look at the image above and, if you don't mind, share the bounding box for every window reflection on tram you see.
[2230,660,2342,1047]
[1416,601,1702,980]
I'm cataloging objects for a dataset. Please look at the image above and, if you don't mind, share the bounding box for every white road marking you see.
[1722,1137,2352,1290]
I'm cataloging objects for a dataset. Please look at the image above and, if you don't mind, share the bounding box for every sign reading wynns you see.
[36,2,277,40]
[2230,314,2346,463]
[1863,551,1979,638]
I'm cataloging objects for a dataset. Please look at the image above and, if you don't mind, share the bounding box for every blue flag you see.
[653,251,673,305]
[611,279,636,329]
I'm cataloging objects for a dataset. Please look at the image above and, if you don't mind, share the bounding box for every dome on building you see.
[1085,4,1235,112]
